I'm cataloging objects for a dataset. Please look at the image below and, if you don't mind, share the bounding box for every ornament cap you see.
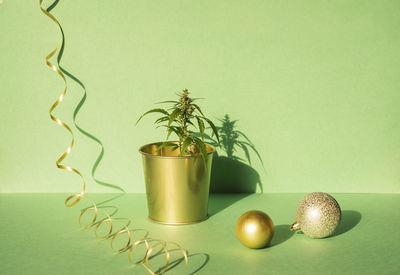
[290,221,301,231]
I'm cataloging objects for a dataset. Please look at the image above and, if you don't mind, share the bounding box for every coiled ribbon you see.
[40,1,188,273]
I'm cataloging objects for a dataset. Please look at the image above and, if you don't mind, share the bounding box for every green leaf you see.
[168,108,182,128]
[192,103,205,116]
[167,126,178,139]
[166,126,184,141]
[201,117,220,143]
[180,137,193,156]
[193,137,208,168]
[136,108,169,125]
[202,132,214,141]
[167,127,174,139]
[156,142,178,152]
[191,135,218,148]
[156,100,180,104]
[154,116,169,124]
[196,117,205,141]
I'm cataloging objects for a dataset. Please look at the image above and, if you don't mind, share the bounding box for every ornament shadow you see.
[270,224,295,247]
[332,210,362,237]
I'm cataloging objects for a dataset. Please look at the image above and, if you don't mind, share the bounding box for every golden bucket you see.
[139,142,214,224]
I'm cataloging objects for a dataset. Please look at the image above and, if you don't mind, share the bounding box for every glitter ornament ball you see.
[236,210,274,249]
[290,192,341,238]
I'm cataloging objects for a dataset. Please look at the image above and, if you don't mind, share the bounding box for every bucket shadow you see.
[208,193,251,217]
[270,224,294,247]
[210,154,262,193]
[332,210,362,237]
[207,154,260,216]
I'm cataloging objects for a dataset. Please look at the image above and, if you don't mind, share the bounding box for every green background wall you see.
[1,0,399,193]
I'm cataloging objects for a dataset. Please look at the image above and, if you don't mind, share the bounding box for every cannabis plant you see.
[136,89,219,165]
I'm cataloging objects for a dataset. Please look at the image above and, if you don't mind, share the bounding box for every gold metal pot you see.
[139,142,214,224]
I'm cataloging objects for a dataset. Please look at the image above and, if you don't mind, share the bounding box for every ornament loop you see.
[290,221,301,231]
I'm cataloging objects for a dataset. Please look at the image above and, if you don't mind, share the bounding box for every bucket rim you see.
[139,141,215,159]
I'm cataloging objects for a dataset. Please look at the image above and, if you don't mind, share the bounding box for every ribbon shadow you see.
[157,252,210,275]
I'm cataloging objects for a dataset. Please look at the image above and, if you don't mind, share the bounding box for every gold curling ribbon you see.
[40,1,188,273]
[40,0,86,207]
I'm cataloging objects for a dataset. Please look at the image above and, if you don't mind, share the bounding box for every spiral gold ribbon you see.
[40,1,188,273]
[39,0,86,207]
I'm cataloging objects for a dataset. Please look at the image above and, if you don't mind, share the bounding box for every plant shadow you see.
[332,210,362,237]
[270,224,295,247]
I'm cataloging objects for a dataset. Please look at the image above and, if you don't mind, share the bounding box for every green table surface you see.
[1,193,399,274]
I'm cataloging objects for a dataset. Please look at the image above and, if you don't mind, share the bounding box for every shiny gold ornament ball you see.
[236,210,274,249]
[291,192,341,238]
